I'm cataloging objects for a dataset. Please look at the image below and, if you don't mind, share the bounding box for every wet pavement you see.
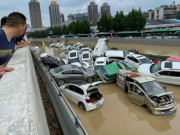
[33,39,180,135]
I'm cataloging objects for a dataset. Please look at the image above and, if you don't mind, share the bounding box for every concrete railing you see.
[31,51,88,135]
[0,46,50,135]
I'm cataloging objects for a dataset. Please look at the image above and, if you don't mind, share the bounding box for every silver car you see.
[50,64,96,85]
[116,69,176,115]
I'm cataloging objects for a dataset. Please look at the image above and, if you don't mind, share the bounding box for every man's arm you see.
[15,40,31,51]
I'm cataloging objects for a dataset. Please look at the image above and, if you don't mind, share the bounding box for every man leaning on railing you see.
[0,12,30,78]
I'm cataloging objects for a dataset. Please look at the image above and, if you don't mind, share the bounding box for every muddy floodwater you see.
[33,39,180,135]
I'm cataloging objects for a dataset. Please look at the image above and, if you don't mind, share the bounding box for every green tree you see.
[111,11,125,32]
[126,8,146,31]
[97,13,112,32]
[176,11,180,19]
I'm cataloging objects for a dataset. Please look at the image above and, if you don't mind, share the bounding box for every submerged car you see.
[40,53,65,70]
[138,61,180,86]
[81,51,93,68]
[105,50,130,62]
[50,64,96,85]
[97,62,134,83]
[94,57,108,71]
[124,54,152,69]
[68,50,80,64]
[116,69,176,115]
[60,81,104,111]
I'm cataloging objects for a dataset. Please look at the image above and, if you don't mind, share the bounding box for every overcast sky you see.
[0,0,180,27]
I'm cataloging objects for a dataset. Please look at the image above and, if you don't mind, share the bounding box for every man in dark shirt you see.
[0,12,27,77]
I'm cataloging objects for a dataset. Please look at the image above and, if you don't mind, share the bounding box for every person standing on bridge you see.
[0,12,29,78]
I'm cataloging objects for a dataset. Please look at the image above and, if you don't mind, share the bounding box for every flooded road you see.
[33,40,180,135]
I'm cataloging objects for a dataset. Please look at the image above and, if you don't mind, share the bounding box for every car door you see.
[61,70,74,82]
[73,70,84,81]
[64,85,74,100]
[72,86,84,104]
[153,71,170,84]
[128,83,145,105]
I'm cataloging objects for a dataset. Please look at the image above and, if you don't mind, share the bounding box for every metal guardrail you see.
[31,51,88,135]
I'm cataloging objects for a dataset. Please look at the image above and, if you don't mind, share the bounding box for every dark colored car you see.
[41,55,65,70]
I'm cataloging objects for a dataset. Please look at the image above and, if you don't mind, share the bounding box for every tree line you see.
[98,8,146,32]
[28,19,91,38]
[28,8,147,38]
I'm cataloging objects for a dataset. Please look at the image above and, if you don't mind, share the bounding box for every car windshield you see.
[150,62,162,73]
[141,80,166,96]
[139,58,152,64]
[94,65,102,71]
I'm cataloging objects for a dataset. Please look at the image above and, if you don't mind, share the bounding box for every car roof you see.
[98,38,107,42]
[96,57,107,61]
[69,50,78,53]
[118,69,155,83]
[161,61,180,70]
[60,64,79,70]
[105,50,124,57]
[103,62,122,75]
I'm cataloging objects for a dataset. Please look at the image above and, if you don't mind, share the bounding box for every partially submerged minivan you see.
[116,69,176,115]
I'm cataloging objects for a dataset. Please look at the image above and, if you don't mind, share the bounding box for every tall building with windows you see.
[101,3,111,16]
[60,13,65,24]
[88,2,98,26]
[29,0,42,28]
[49,1,61,26]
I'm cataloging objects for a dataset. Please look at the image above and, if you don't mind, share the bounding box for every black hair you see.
[6,12,26,26]
[1,16,7,27]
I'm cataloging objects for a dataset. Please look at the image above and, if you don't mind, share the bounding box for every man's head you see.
[1,16,7,28]
[6,12,27,38]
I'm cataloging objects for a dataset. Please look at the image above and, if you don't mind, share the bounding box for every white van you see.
[92,38,107,59]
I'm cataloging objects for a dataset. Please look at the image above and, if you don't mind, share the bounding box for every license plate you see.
[165,111,172,115]
[96,103,100,108]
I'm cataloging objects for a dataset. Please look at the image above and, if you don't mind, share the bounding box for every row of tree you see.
[28,20,91,38]
[98,8,146,32]
[29,8,147,38]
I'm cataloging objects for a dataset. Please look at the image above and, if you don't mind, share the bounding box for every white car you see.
[94,57,108,71]
[81,47,92,53]
[68,50,80,64]
[60,82,104,111]
[138,61,180,86]
[81,51,93,68]
[105,50,130,62]
[124,54,152,69]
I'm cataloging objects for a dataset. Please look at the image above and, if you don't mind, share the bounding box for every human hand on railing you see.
[0,67,14,78]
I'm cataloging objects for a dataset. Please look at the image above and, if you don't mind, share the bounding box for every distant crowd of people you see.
[0,12,30,78]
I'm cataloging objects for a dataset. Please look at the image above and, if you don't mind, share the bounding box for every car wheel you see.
[78,102,86,111]
[145,105,152,113]
[58,79,65,86]
[87,77,93,82]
